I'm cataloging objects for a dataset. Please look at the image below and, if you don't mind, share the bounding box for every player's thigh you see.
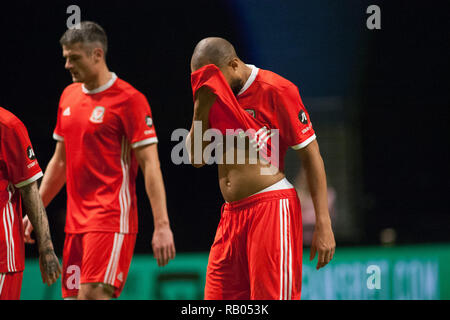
[247,196,302,300]
[81,232,136,298]
[62,233,83,299]
[78,282,115,300]
[0,272,23,300]
[205,212,250,300]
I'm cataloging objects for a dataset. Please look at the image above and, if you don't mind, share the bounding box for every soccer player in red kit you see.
[23,21,175,300]
[1,107,61,299]
[188,38,336,300]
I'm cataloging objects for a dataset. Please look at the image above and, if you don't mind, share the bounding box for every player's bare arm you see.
[23,141,66,243]
[134,143,176,267]
[19,181,62,286]
[39,141,67,207]
[297,139,336,270]
[187,86,217,167]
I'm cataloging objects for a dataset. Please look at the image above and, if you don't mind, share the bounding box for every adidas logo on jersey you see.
[63,107,71,116]
[117,272,124,282]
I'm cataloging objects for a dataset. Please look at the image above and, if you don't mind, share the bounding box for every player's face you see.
[190,59,243,95]
[219,63,245,96]
[62,43,98,83]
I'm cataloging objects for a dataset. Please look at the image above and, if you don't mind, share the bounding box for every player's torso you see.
[59,87,127,155]
[58,83,139,234]
[0,111,25,272]
[0,149,21,234]
[236,70,279,132]
[238,69,293,160]
[0,112,23,214]
[218,70,286,202]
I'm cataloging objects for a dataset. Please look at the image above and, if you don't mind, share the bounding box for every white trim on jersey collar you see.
[82,72,118,94]
[238,64,259,96]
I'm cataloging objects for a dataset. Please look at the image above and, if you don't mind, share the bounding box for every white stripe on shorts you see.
[103,233,125,286]
[279,198,292,300]
[2,190,16,272]
[0,273,6,296]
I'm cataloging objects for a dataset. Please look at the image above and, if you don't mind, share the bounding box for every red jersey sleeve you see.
[53,91,65,142]
[1,119,43,188]
[121,92,158,149]
[275,84,316,150]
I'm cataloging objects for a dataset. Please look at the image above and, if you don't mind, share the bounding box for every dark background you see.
[0,1,448,257]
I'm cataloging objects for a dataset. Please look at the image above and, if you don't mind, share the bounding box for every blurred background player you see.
[1,106,61,300]
[188,37,335,300]
[23,21,176,300]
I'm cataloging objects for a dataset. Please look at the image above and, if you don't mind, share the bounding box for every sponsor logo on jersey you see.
[90,106,105,123]
[63,107,71,116]
[299,110,308,125]
[27,146,36,160]
[245,109,256,118]
[117,272,124,282]
[27,161,37,169]
[146,115,153,127]
[302,127,311,134]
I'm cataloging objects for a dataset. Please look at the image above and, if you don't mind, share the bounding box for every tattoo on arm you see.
[19,181,54,254]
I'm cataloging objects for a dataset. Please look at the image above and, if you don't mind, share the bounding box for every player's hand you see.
[22,215,35,244]
[310,219,336,270]
[39,249,62,286]
[152,225,176,267]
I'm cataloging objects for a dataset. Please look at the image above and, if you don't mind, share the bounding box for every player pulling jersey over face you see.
[188,37,335,300]
[191,63,316,171]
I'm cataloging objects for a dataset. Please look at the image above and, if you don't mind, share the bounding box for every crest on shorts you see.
[90,106,105,123]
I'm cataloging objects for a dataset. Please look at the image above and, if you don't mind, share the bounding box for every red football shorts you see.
[0,271,23,300]
[205,188,303,300]
[62,232,136,299]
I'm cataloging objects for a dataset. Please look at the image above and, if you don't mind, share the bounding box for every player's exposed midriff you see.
[217,139,285,202]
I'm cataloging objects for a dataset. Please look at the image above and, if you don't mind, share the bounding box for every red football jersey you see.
[0,107,43,273]
[53,73,158,234]
[191,64,315,171]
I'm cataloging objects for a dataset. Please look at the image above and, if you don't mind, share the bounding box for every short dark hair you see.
[191,37,238,71]
[60,21,108,55]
